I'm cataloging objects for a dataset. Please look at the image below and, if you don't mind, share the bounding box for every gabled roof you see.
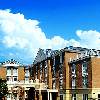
[1,59,21,68]
[33,48,46,64]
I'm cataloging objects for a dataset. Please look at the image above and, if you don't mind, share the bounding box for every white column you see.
[48,92,49,100]
[49,92,52,100]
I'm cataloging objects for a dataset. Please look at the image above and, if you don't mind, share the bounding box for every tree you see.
[0,78,8,99]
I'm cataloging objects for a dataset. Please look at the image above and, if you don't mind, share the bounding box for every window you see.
[14,77,17,81]
[13,68,18,75]
[98,94,100,100]
[59,64,63,89]
[25,77,29,81]
[52,80,56,89]
[82,62,88,76]
[44,61,48,85]
[83,94,88,100]
[7,68,11,75]
[82,62,88,88]
[53,56,55,65]
[83,76,88,88]
[71,64,76,74]
[72,77,76,89]
[25,70,29,76]
[7,76,11,81]
[60,95,63,100]
[13,77,17,81]
[72,94,76,100]
[60,53,63,64]
[40,64,42,81]
[71,64,76,88]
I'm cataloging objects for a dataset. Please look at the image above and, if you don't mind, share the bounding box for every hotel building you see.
[31,46,100,100]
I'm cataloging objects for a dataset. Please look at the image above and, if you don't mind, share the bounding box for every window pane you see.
[72,94,76,100]
[13,68,18,75]
[83,94,88,100]
[7,68,11,75]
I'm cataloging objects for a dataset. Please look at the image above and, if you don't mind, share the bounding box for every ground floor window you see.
[60,95,63,100]
[13,76,17,81]
[98,94,100,100]
[83,94,88,100]
[7,76,11,81]
[72,94,76,100]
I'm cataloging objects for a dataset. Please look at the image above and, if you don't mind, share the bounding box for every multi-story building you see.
[69,48,100,100]
[0,59,45,100]
[1,46,100,100]
[31,46,100,100]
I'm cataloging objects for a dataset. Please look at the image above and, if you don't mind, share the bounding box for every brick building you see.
[0,59,45,100]
[31,46,100,100]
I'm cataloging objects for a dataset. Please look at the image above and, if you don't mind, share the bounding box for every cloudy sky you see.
[0,0,100,64]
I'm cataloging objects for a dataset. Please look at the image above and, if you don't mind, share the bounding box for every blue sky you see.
[1,0,100,39]
[0,0,100,64]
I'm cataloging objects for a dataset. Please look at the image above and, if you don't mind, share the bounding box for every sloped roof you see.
[1,59,22,68]
[33,48,46,64]
[33,46,100,65]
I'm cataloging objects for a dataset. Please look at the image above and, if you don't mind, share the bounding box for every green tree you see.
[0,78,8,99]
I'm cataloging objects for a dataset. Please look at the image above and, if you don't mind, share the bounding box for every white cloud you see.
[0,9,70,63]
[76,30,100,49]
[0,9,100,64]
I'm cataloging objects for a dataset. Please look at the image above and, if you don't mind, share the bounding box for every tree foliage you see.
[0,78,8,98]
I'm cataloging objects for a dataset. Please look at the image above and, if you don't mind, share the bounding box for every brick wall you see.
[76,62,82,88]
[18,67,25,81]
[87,59,92,88]
[0,66,6,79]
[64,52,78,89]
[91,57,100,88]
